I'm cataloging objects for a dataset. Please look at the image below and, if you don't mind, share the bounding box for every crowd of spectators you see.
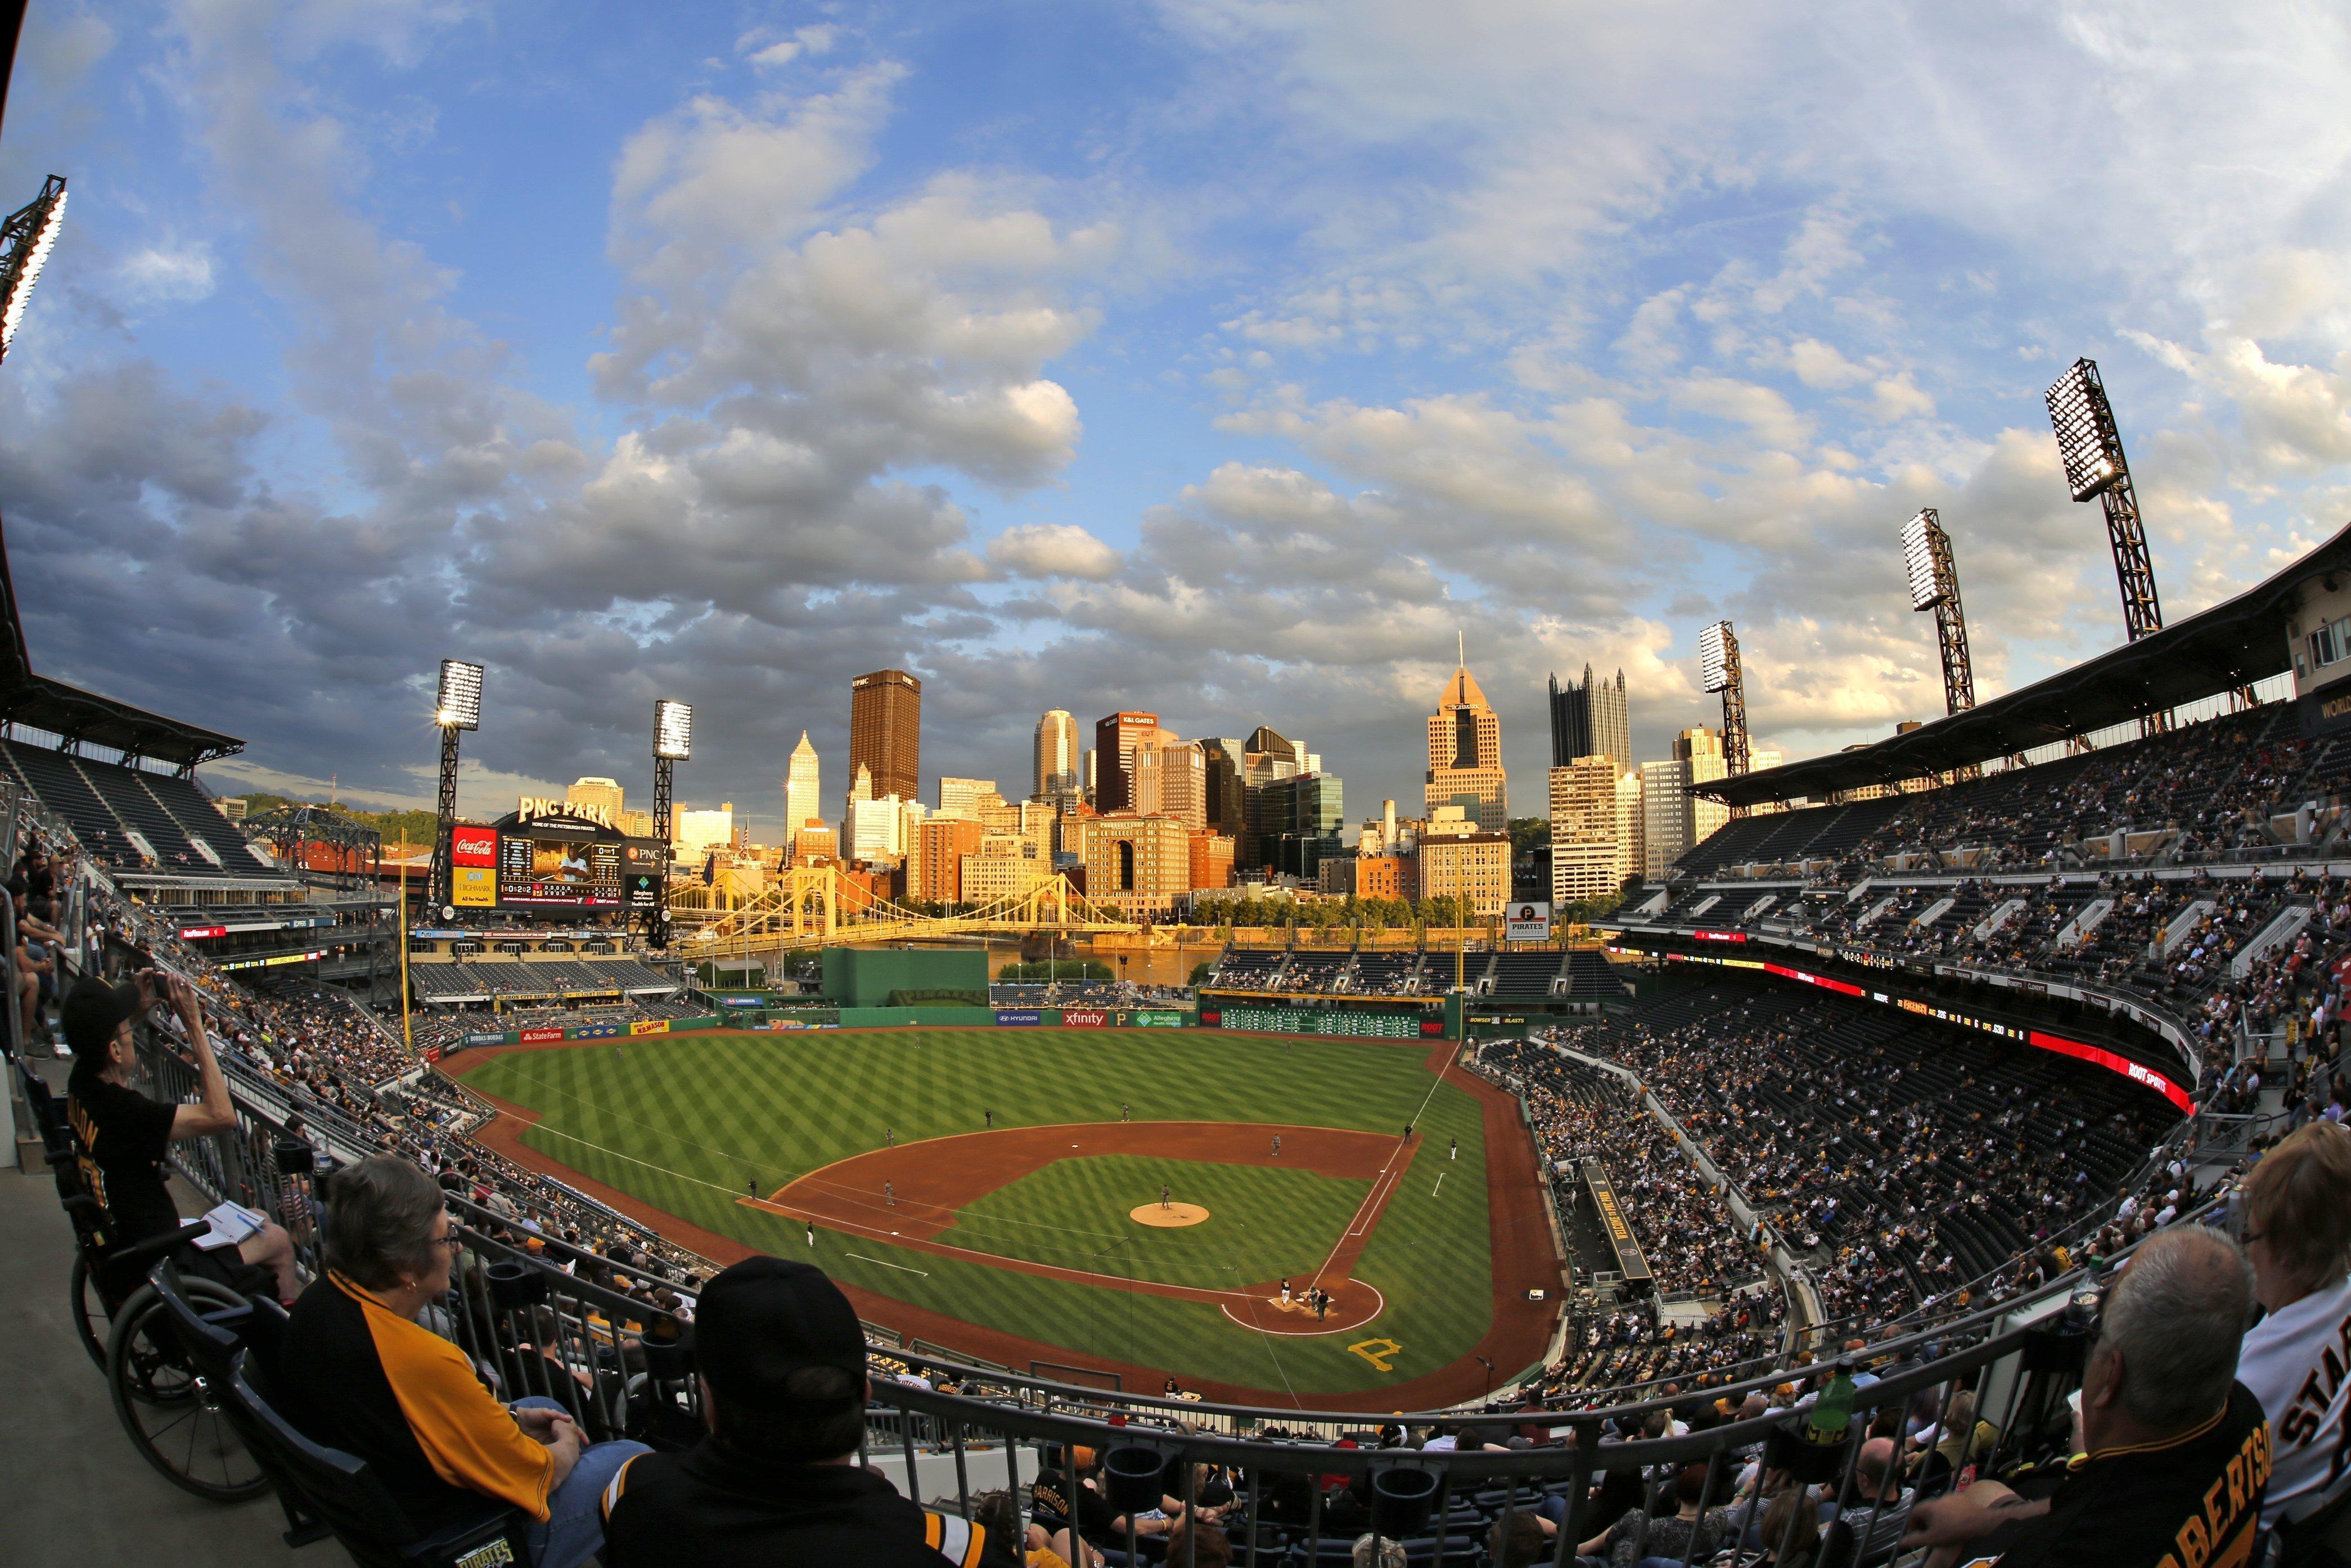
[1481,1038,1786,1393]
[1469,976,2195,1400]
[1682,702,2335,886]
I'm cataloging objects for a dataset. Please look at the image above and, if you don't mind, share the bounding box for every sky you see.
[1,1,2348,839]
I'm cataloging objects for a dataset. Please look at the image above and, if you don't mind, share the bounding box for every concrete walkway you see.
[2,1096,337,1565]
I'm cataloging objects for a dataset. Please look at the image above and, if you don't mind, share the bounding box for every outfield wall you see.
[428,1005,1200,1054]
[431,1000,1479,1053]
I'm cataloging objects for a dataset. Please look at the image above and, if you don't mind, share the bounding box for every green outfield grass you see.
[935,1154,1368,1288]
[453,1028,1494,1394]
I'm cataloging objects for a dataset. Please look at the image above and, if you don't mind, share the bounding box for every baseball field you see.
[449,1027,1559,1406]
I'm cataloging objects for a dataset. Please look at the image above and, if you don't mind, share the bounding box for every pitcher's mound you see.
[1131,1202,1210,1228]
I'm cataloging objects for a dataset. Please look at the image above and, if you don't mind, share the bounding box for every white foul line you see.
[1431,1173,1446,1196]
[844,1252,931,1276]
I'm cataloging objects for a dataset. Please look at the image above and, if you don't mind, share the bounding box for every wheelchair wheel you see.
[106,1276,269,1502]
[70,1254,112,1371]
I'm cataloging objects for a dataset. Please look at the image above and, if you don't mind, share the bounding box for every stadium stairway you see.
[1,1067,321,1564]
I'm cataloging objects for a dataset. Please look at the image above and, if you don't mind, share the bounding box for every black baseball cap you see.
[61,975,144,1056]
[694,1256,867,1409]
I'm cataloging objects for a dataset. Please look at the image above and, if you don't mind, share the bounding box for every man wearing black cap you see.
[600,1256,986,1567]
[64,969,300,1301]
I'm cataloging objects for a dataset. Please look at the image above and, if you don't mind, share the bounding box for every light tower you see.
[651,699,691,949]
[1699,620,1750,817]
[1901,509,1981,782]
[2046,357,2172,734]
[0,174,68,364]
[425,660,483,911]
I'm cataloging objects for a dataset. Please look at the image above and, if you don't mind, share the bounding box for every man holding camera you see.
[64,967,301,1301]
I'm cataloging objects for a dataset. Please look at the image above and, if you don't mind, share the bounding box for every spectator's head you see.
[323,1155,453,1298]
[1488,1511,1546,1568]
[1760,1486,1818,1562]
[62,976,146,1092]
[1854,1436,1899,1499]
[2237,1120,2351,1309]
[693,1256,870,1464]
[969,1491,1025,1567]
[1672,1462,1710,1511]
[1350,1534,1406,1568]
[1167,1519,1229,1568]
[2086,1225,2254,1448]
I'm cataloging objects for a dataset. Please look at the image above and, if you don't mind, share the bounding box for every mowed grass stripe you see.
[461,1029,1498,1394]
[938,1155,1369,1286]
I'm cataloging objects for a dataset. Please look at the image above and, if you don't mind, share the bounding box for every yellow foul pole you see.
[398,830,413,1056]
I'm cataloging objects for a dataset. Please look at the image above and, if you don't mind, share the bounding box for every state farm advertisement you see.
[520,1026,564,1044]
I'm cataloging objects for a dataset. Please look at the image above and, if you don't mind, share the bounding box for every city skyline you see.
[8,6,2344,832]
[532,647,1719,844]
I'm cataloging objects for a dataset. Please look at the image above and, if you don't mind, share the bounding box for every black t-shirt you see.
[1030,1474,1122,1544]
[1957,1381,2271,1568]
[603,1440,980,1568]
[67,1078,184,1244]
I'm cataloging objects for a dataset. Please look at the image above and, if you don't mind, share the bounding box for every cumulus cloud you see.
[988,522,1123,580]
[8,1,2350,828]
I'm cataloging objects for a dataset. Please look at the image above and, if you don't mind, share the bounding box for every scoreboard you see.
[498,835,622,907]
[448,822,649,911]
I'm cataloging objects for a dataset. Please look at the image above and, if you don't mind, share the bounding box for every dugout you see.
[820,945,989,1008]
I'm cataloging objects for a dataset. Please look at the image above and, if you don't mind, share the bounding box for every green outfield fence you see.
[431,1004,1208,1053]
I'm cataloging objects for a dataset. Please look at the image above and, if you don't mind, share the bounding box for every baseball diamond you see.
[449,1025,1561,1404]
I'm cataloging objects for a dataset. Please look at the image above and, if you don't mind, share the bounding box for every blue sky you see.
[1,1,2348,837]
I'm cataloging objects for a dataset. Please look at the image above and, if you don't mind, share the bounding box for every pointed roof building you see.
[1425,643,1508,832]
[785,729,821,850]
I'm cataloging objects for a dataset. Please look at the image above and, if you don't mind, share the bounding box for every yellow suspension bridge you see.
[669,864,1140,962]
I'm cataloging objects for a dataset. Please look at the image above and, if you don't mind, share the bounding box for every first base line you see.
[845,1252,931,1276]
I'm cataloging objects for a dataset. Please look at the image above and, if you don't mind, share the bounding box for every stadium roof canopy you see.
[1701,520,2351,808]
[0,517,245,769]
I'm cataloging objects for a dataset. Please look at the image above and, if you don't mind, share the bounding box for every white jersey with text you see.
[2237,1272,2351,1529]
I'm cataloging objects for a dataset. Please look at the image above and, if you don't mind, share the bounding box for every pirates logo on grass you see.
[1348,1338,1403,1372]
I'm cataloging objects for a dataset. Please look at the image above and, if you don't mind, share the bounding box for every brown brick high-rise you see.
[850,669,922,803]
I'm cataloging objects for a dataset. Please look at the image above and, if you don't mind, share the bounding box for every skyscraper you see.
[1092,711,1163,814]
[1199,737,1245,837]
[1425,654,1508,831]
[1033,710,1078,804]
[1548,665,1631,775]
[1548,756,1639,903]
[1675,727,1730,848]
[1154,741,1208,830]
[849,669,921,804]
[1240,727,1303,870]
[938,777,997,817]
[783,731,820,852]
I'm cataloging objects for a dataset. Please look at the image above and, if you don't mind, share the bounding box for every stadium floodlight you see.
[435,659,484,731]
[1900,510,1947,611]
[1900,508,1978,733]
[426,658,482,911]
[1699,621,1733,695]
[2045,358,2125,503]
[654,699,693,760]
[2046,357,2169,736]
[0,175,67,364]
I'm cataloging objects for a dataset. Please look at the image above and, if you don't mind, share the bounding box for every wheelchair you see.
[19,1058,273,1502]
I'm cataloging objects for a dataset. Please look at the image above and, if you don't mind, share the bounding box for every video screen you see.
[497,834,621,907]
